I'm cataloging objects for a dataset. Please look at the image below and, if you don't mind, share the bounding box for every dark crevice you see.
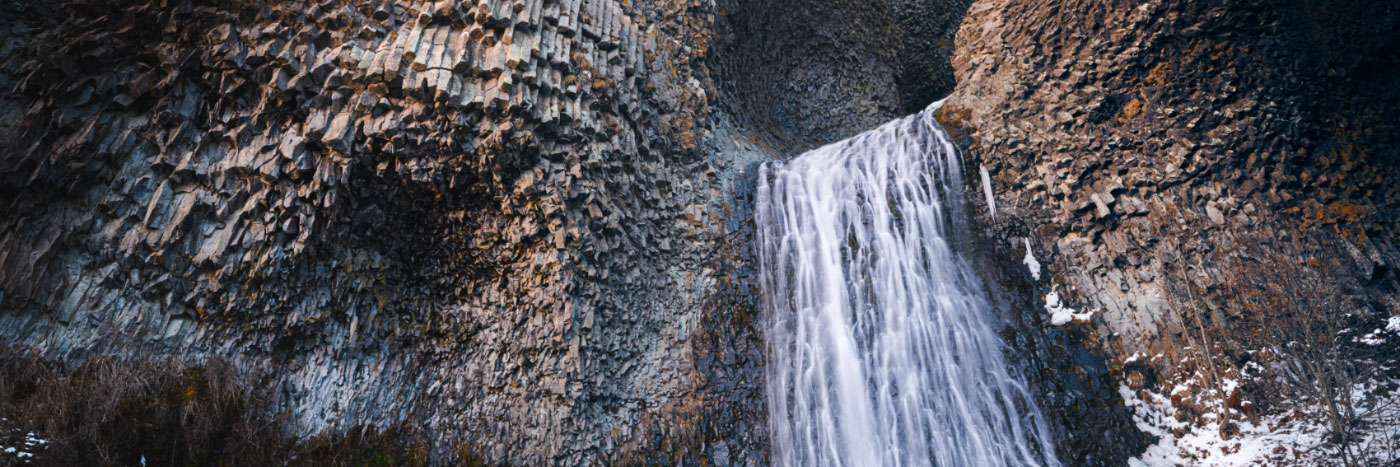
[711,0,973,153]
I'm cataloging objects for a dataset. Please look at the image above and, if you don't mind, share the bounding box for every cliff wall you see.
[943,0,1400,463]
[0,0,966,463]
[4,0,1395,463]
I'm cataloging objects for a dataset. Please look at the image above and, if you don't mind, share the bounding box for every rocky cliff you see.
[0,0,966,464]
[2,0,1396,464]
[942,0,1400,463]
[945,0,1399,351]
[0,0,752,463]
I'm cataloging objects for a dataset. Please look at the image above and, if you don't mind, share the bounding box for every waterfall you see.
[755,105,1060,467]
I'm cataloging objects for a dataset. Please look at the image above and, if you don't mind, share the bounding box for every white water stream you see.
[755,105,1060,466]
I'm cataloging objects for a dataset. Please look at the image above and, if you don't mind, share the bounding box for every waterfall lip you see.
[929,97,950,112]
[756,107,1060,467]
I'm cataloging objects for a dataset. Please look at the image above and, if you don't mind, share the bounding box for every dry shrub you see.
[1190,229,1396,464]
[1139,191,1400,465]
[0,347,431,466]
[294,425,430,467]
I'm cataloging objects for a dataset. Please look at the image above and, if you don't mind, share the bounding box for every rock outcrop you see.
[943,0,1400,463]
[9,0,1391,463]
[0,0,968,463]
[947,0,1399,348]
[0,0,746,463]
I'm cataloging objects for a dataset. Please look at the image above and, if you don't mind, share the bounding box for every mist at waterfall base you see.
[755,104,1060,466]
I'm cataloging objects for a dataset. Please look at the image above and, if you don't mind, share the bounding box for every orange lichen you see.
[1290,200,1374,241]
[1120,99,1144,121]
[1147,62,1171,87]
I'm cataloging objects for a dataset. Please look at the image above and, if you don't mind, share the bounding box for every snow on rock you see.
[1360,328,1386,346]
[1353,315,1400,345]
[1,425,47,463]
[1022,238,1041,280]
[1219,378,1239,395]
[1045,288,1092,326]
[1123,383,1328,466]
[1124,379,1400,466]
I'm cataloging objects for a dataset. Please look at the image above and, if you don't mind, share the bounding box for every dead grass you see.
[0,347,429,466]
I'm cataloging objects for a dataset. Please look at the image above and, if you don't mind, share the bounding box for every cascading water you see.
[755,104,1060,466]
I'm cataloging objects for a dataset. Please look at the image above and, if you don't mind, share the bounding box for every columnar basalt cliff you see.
[944,0,1400,351]
[3,0,1397,464]
[942,0,1400,463]
[0,0,968,463]
[0,0,747,463]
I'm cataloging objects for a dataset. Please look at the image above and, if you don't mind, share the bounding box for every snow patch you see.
[1045,288,1093,326]
[1123,383,1326,466]
[1355,315,1400,345]
[1022,238,1041,280]
[1360,329,1386,346]
[1,425,48,463]
[1124,379,1400,466]
[1220,378,1239,395]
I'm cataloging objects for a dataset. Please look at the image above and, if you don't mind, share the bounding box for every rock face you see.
[9,0,1391,463]
[0,0,747,463]
[943,0,1400,463]
[0,0,967,463]
[712,0,972,150]
[714,0,972,150]
[947,0,1399,347]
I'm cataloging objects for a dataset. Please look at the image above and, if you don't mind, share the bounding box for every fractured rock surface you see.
[0,0,751,463]
[944,0,1400,463]
[0,0,965,463]
[949,0,1400,348]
